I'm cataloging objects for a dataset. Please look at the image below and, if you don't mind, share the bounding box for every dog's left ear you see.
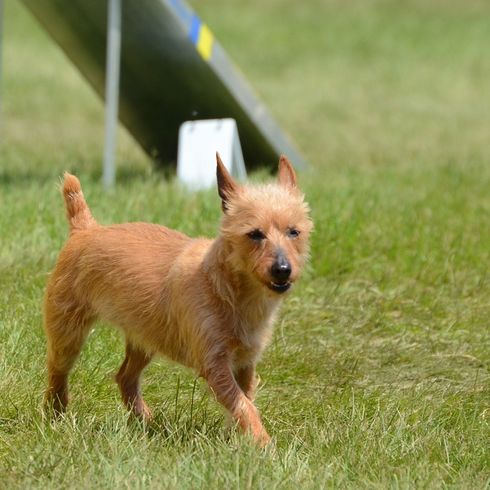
[216,152,238,212]
[278,155,298,189]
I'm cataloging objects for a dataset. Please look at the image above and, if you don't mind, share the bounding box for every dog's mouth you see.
[267,281,291,294]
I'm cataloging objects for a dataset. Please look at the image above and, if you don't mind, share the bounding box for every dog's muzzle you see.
[269,253,292,293]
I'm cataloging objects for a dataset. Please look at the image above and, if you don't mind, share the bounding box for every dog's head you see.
[216,153,313,295]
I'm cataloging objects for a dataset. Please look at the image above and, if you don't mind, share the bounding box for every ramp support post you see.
[103,0,121,188]
[0,0,4,128]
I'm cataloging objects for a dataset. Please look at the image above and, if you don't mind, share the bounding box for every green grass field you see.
[1,0,489,487]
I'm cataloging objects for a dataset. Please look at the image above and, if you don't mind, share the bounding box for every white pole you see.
[103,0,121,188]
[0,0,4,131]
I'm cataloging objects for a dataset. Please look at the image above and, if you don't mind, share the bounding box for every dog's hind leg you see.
[115,341,153,421]
[44,300,95,414]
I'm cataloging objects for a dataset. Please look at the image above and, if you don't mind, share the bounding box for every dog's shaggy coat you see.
[44,154,312,445]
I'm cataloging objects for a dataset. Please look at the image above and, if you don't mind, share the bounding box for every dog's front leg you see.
[234,364,258,402]
[205,356,270,446]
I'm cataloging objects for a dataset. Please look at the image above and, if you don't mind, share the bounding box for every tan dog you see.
[44,154,312,445]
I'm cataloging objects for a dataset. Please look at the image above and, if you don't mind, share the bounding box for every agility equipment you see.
[20,0,305,179]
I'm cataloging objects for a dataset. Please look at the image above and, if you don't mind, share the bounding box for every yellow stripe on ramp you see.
[197,24,213,61]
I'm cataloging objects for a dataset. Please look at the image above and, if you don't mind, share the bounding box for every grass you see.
[1,0,490,487]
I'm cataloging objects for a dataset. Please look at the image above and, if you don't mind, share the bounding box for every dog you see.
[44,153,312,445]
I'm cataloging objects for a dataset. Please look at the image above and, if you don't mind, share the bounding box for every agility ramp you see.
[20,0,305,171]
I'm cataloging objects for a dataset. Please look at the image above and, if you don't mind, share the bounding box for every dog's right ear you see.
[216,152,238,212]
[278,154,298,189]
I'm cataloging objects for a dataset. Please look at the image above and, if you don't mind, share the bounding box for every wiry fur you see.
[44,155,312,445]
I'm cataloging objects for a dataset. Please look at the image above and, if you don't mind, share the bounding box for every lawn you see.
[1,0,489,487]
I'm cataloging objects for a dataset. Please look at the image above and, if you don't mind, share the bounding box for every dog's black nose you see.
[271,256,291,282]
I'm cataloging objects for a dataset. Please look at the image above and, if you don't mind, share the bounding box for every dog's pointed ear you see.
[278,155,297,189]
[216,152,238,212]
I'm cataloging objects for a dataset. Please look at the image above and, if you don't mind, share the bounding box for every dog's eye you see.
[247,229,266,241]
[287,228,300,239]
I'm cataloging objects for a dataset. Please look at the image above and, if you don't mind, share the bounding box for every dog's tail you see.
[62,172,97,232]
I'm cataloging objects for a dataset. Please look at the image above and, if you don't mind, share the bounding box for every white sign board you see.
[177,118,247,190]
